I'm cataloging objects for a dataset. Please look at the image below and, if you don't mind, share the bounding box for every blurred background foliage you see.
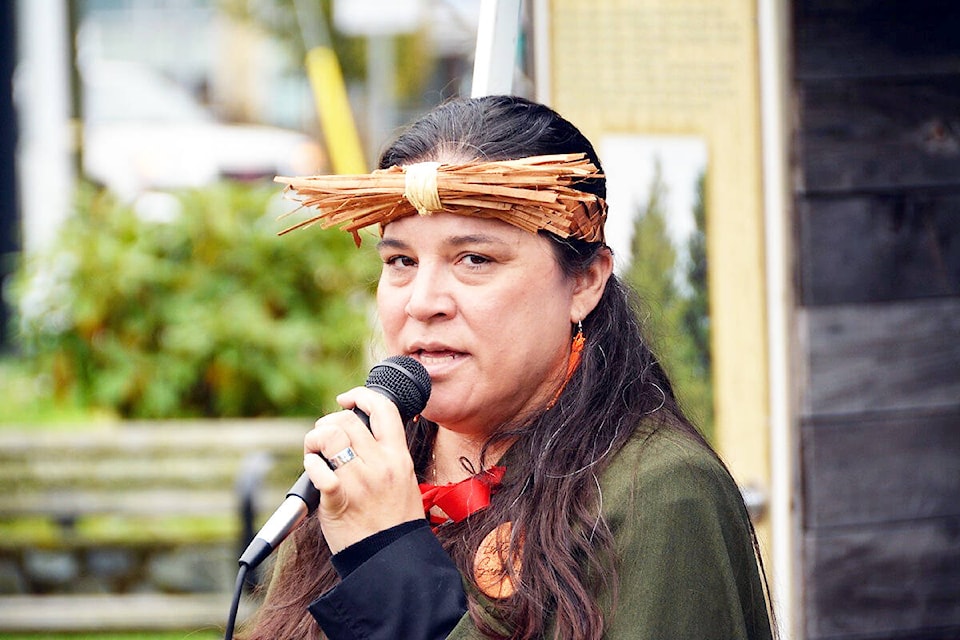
[7,181,379,420]
[624,165,713,440]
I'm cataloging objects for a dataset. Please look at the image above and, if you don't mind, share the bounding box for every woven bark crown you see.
[275,153,607,246]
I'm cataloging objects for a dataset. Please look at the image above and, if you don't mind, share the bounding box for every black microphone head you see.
[365,355,431,422]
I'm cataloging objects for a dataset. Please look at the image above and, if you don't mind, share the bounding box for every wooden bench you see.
[0,419,309,632]
[0,593,255,633]
[0,420,307,520]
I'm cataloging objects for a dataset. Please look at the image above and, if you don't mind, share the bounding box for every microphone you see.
[238,355,431,570]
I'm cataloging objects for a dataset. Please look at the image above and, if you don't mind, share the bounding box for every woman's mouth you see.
[415,350,462,363]
[411,348,467,373]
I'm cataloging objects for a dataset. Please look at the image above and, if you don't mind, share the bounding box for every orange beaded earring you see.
[565,321,585,381]
[547,321,585,409]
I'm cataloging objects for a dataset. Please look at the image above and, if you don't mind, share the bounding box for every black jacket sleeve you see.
[308,520,468,640]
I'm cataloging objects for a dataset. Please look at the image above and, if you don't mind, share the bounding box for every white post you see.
[531,0,551,105]
[366,34,395,168]
[758,0,797,638]
[16,0,75,254]
[471,0,522,97]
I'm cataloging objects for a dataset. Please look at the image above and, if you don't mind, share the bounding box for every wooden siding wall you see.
[793,2,960,638]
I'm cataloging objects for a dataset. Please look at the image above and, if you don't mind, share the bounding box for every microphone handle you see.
[238,406,372,569]
[283,406,371,510]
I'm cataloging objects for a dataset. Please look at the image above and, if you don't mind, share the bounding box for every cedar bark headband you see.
[275,153,607,246]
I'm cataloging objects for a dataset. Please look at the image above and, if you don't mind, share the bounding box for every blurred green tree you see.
[681,172,713,431]
[623,161,713,440]
[11,182,379,419]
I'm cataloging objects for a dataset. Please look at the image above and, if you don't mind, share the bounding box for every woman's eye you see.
[461,254,490,267]
[385,255,416,267]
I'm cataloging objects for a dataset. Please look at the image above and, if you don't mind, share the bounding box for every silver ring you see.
[326,446,358,470]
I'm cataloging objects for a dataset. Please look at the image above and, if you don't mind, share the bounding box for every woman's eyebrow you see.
[376,238,409,252]
[447,234,508,247]
[377,234,509,251]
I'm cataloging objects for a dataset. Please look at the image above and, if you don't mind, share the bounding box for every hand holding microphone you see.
[303,382,428,553]
[239,356,431,569]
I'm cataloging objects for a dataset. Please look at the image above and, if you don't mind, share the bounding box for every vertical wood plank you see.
[804,519,960,639]
[796,78,960,194]
[798,195,960,305]
[801,408,960,529]
[799,299,960,416]
[794,0,960,80]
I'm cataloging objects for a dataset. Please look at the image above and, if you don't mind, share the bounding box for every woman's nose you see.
[404,263,455,321]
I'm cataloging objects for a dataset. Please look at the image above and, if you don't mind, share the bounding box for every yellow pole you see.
[305,46,367,175]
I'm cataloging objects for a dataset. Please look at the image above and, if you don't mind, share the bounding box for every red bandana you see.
[419,466,506,527]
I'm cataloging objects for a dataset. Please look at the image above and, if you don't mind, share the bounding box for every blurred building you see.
[12,0,483,253]
[534,1,959,638]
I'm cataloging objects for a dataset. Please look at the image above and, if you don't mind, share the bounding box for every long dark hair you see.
[242,96,720,640]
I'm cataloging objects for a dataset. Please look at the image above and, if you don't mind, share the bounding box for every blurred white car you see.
[81,60,323,200]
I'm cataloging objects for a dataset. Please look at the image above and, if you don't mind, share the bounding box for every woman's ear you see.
[570,247,614,322]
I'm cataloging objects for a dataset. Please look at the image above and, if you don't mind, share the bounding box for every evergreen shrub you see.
[11,182,379,419]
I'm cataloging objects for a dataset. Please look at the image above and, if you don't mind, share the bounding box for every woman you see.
[243,95,774,640]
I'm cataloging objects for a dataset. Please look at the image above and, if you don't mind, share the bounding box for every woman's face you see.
[376,213,580,436]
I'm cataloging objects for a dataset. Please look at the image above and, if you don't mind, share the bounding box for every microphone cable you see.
[224,563,249,640]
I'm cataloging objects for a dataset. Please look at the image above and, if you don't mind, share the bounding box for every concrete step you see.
[0,486,287,518]
[0,419,309,458]
[0,419,308,519]
[0,593,256,632]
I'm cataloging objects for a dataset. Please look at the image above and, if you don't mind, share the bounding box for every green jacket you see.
[448,427,773,639]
